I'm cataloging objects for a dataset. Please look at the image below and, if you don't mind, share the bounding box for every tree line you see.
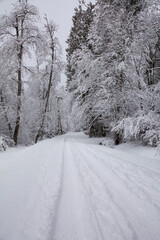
[0,0,66,146]
[66,0,160,147]
[1,0,160,148]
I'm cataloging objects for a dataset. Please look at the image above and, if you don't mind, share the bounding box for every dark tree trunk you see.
[13,59,22,144]
[35,21,55,143]
[35,55,54,143]
[114,132,121,145]
[13,18,24,145]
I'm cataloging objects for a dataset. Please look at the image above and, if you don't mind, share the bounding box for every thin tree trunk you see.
[35,46,54,143]
[57,97,63,135]
[13,17,24,145]
[35,17,55,143]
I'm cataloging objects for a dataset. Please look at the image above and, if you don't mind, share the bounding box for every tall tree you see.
[35,16,62,143]
[0,0,40,144]
[66,2,95,91]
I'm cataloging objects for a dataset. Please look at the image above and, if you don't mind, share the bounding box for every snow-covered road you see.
[0,133,160,240]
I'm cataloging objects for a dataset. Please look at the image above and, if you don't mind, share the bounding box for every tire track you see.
[48,138,66,240]
[77,143,160,211]
[72,142,138,240]
[73,141,160,240]
[69,143,106,240]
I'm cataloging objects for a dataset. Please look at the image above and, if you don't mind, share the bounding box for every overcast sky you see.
[0,0,95,61]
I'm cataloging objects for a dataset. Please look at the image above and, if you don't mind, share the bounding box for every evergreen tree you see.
[66,2,95,91]
[66,0,160,146]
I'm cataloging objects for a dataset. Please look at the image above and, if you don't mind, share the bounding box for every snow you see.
[0,132,160,240]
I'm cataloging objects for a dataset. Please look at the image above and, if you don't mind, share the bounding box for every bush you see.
[0,135,15,151]
[112,112,160,147]
[99,139,114,148]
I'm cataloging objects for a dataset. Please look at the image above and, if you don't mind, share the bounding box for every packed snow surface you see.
[0,132,160,240]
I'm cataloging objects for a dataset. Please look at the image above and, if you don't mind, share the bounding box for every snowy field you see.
[0,132,160,240]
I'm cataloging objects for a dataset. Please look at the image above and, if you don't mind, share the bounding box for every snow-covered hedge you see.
[113,112,160,147]
[0,135,15,151]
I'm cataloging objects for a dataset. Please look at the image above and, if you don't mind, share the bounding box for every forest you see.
[0,0,160,150]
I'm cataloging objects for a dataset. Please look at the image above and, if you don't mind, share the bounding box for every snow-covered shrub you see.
[99,139,114,148]
[142,130,160,147]
[0,135,15,151]
[113,112,160,147]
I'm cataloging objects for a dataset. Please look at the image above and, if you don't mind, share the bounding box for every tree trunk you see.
[13,60,22,144]
[35,45,54,143]
[114,132,121,145]
[13,18,24,145]
[35,18,56,143]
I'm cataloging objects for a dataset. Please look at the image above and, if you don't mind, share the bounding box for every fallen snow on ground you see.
[0,132,160,240]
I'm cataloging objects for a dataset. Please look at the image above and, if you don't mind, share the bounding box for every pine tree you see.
[66,2,95,91]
